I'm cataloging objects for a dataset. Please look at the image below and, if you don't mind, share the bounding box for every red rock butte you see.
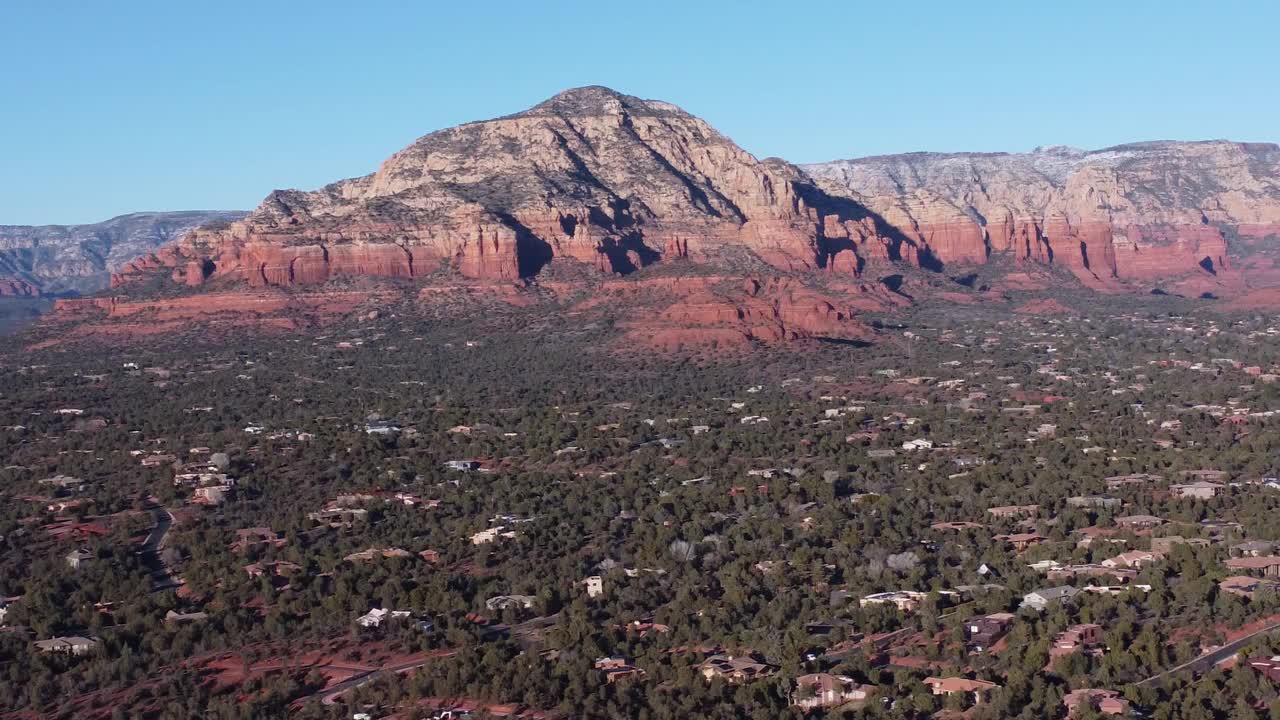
[42,87,1280,348]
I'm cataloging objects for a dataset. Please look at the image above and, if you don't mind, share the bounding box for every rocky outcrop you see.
[0,211,244,296]
[116,87,845,291]
[0,278,38,297]
[803,142,1280,285]
[62,88,1280,352]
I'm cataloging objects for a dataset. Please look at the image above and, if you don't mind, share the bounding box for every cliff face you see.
[122,86,866,290]
[0,211,245,296]
[803,142,1280,285]
[77,88,1280,351]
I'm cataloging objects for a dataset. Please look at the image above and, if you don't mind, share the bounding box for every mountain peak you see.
[512,85,688,119]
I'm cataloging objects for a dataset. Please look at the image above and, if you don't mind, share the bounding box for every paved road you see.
[308,651,456,706]
[1137,620,1280,686]
[138,500,178,591]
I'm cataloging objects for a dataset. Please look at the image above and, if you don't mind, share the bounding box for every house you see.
[39,474,86,491]
[902,439,933,451]
[1232,540,1278,558]
[192,484,231,505]
[364,421,401,435]
[1051,624,1104,658]
[165,609,209,624]
[996,531,1045,552]
[443,459,481,472]
[1149,536,1210,555]
[243,560,302,579]
[1066,496,1123,510]
[356,608,411,628]
[987,505,1039,519]
[485,595,536,611]
[1247,656,1280,683]
[33,636,99,656]
[1180,469,1229,482]
[230,527,285,553]
[867,449,897,459]
[964,613,1015,654]
[595,656,647,684]
[1021,586,1079,612]
[1102,550,1160,569]
[583,576,604,598]
[700,654,777,683]
[307,507,367,528]
[1046,565,1136,584]
[1115,514,1164,531]
[859,591,926,613]
[0,596,16,625]
[1074,526,1121,548]
[931,521,985,531]
[344,547,413,562]
[1225,556,1280,577]
[1105,474,1161,490]
[65,549,93,569]
[1219,576,1280,599]
[922,677,999,704]
[1169,481,1225,500]
[471,527,516,545]
[141,454,178,468]
[1063,688,1130,716]
[791,673,874,710]
[1200,519,1243,537]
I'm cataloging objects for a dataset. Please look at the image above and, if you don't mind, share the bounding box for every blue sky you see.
[2,1,1276,224]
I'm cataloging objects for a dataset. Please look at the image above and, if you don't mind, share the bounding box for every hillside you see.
[0,211,246,296]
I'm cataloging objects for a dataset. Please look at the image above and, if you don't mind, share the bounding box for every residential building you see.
[595,656,646,684]
[1051,624,1104,658]
[1102,550,1160,569]
[1233,541,1278,558]
[1150,536,1210,555]
[1063,688,1130,716]
[1169,481,1225,500]
[1021,586,1079,612]
[791,673,874,710]
[1219,576,1280,599]
[1115,515,1164,531]
[964,613,1015,654]
[584,575,604,598]
[859,591,926,613]
[987,505,1039,519]
[485,595,535,611]
[1225,556,1280,578]
[1247,656,1280,683]
[922,677,999,704]
[700,654,777,683]
[1066,496,1123,510]
[33,636,99,656]
[356,608,411,628]
[65,548,93,569]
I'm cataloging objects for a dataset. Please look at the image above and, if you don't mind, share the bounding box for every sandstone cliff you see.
[120,86,869,290]
[803,142,1280,286]
[69,89,1280,351]
[0,211,245,296]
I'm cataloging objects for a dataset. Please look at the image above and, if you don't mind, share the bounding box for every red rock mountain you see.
[803,143,1280,289]
[69,88,1280,349]
[119,86,872,290]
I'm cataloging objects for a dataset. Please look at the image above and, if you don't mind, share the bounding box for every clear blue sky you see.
[2,1,1276,225]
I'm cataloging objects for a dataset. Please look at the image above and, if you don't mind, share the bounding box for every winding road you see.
[139,499,178,591]
[304,650,457,706]
[1137,619,1280,686]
